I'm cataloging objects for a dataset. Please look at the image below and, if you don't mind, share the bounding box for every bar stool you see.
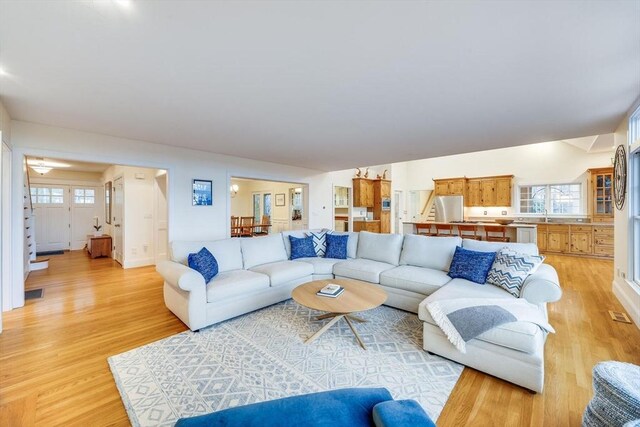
[484,225,510,242]
[415,223,436,236]
[434,224,457,237]
[457,224,481,240]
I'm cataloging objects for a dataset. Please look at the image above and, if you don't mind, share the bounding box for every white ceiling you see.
[27,156,111,173]
[560,133,616,153]
[1,1,638,171]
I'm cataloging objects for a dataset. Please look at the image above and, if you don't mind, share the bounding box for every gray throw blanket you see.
[426,298,555,353]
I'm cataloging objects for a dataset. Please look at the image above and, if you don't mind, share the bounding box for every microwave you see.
[382,198,391,211]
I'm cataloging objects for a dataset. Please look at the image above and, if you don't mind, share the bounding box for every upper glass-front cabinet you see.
[588,167,614,221]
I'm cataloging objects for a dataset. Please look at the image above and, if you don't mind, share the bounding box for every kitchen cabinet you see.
[480,179,496,206]
[334,186,349,207]
[588,167,614,222]
[373,179,391,233]
[537,225,547,252]
[570,226,593,254]
[495,177,512,207]
[352,221,380,233]
[546,225,570,253]
[466,179,482,207]
[433,178,466,196]
[593,225,614,257]
[353,178,374,207]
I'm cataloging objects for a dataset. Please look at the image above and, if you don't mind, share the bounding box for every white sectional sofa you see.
[157,230,561,393]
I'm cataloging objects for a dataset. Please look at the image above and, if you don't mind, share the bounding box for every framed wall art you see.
[275,193,286,206]
[193,179,213,206]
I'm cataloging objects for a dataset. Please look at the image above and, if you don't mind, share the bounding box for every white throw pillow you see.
[307,230,327,257]
[486,248,545,297]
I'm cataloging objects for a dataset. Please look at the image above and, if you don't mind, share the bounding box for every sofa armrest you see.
[156,260,205,292]
[520,263,562,304]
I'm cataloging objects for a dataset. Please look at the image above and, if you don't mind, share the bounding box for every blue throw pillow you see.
[448,246,496,284]
[289,235,317,259]
[325,233,349,259]
[188,247,218,283]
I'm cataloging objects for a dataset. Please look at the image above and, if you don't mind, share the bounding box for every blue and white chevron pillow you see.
[307,230,327,257]
[486,249,544,297]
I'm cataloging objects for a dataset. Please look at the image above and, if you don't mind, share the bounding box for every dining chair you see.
[415,223,436,236]
[240,216,254,237]
[231,216,241,237]
[253,215,270,235]
[484,225,510,242]
[456,224,481,240]
[434,224,457,237]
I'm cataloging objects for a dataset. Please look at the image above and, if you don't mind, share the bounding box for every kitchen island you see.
[402,221,537,244]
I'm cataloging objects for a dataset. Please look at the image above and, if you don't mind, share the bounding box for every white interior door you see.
[113,176,124,265]
[31,185,70,252]
[394,190,403,234]
[154,173,168,263]
[70,186,103,250]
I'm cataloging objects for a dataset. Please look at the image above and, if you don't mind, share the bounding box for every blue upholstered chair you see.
[175,388,435,427]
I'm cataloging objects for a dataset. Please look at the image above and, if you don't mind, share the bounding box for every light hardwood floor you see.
[1,251,638,426]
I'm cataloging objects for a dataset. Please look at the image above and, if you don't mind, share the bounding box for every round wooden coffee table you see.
[291,278,387,349]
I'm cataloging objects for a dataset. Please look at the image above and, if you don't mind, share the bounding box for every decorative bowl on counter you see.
[494,219,515,225]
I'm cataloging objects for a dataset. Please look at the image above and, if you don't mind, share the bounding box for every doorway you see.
[394,190,403,234]
[112,176,124,265]
[31,184,71,252]
[154,172,168,263]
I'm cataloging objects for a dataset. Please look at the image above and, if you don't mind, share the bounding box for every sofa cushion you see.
[250,260,313,286]
[399,234,461,272]
[241,234,288,269]
[325,233,349,259]
[380,266,451,295]
[328,231,359,258]
[448,246,496,284]
[188,247,219,283]
[356,231,404,265]
[282,229,326,259]
[462,238,539,256]
[486,249,545,297]
[289,235,317,260]
[372,399,435,427]
[308,230,328,257]
[206,270,270,302]
[171,239,243,272]
[333,258,396,284]
[294,257,344,275]
[418,278,544,353]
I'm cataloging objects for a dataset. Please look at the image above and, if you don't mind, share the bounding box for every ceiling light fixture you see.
[31,163,52,175]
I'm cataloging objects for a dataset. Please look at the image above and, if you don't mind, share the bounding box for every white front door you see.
[113,176,124,265]
[70,186,103,250]
[31,185,70,252]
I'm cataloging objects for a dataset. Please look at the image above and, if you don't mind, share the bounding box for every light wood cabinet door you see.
[537,230,547,252]
[480,179,496,206]
[380,180,391,198]
[547,231,569,253]
[570,231,592,254]
[434,180,449,196]
[495,178,512,207]
[448,179,465,196]
[353,179,374,207]
[466,180,482,206]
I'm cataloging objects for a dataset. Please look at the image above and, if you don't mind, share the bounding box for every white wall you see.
[0,100,12,147]
[0,100,11,327]
[8,120,336,308]
[393,141,614,218]
[613,98,640,327]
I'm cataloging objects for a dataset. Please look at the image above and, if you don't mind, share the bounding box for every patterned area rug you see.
[109,300,463,426]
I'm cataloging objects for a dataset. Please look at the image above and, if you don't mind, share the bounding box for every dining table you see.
[230,223,272,237]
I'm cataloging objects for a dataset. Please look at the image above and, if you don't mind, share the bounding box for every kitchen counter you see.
[403,221,537,228]
[515,221,613,226]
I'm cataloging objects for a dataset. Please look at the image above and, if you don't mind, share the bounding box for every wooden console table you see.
[87,235,112,259]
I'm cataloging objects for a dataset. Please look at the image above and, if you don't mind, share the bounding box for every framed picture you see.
[275,193,286,206]
[193,179,213,206]
[104,181,112,224]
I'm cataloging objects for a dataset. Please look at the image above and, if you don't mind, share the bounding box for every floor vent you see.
[25,288,44,300]
[608,310,632,324]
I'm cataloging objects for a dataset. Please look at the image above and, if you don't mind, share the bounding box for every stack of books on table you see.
[316,284,344,298]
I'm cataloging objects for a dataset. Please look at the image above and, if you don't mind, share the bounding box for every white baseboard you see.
[123,257,155,269]
[612,279,640,329]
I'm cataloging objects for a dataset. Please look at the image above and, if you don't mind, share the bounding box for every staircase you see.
[23,160,47,275]
[420,191,436,222]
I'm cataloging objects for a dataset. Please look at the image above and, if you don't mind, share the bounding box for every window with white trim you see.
[30,187,64,204]
[630,106,640,286]
[519,183,582,215]
[73,188,95,204]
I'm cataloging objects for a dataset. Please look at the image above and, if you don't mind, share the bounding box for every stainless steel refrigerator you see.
[434,195,464,222]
